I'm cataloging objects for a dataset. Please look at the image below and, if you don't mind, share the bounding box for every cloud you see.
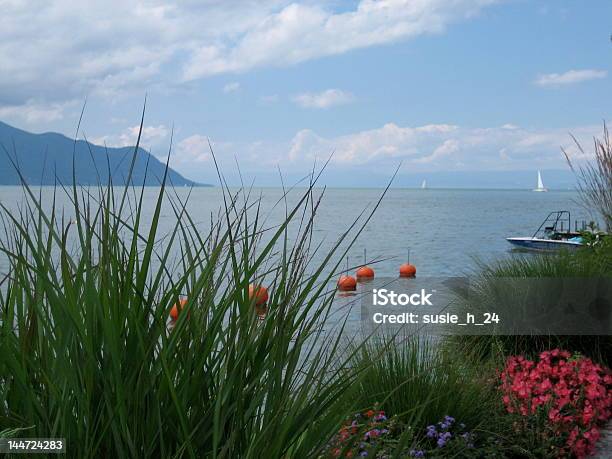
[182,0,498,80]
[0,0,499,108]
[0,1,284,106]
[0,99,75,124]
[91,124,169,152]
[414,139,460,163]
[280,122,601,169]
[155,120,606,182]
[534,69,607,87]
[174,135,212,164]
[287,123,460,164]
[223,82,241,93]
[292,89,354,109]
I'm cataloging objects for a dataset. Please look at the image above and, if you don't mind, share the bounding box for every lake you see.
[0,186,594,278]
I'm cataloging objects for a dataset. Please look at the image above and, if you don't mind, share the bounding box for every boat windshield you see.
[532,211,572,239]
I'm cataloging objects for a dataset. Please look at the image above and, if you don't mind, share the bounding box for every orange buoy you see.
[356,265,375,281]
[356,250,375,281]
[249,284,269,306]
[399,263,416,278]
[170,298,188,321]
[337,275,357,291]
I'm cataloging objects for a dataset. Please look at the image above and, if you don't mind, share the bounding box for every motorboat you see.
[506,211,584,251]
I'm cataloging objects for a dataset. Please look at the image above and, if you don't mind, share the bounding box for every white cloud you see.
[0,1,285,105]
[292,89,354,109]
[175,135,212,164]
[223,82,241,93]
[91,124,169,151]
[182,0,498,80]
[0,99,74,124]
[414,139,460,163]
[535,69,607,87]
[282,122,601,169]
[0,0,499,107]
[157,121,605,181]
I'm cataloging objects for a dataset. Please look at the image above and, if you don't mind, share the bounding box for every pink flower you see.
[500,349,612,458]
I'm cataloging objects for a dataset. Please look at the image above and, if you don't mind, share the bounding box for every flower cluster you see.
[500,349,612,458]
[326,408,394,458]
[411,415,475,457]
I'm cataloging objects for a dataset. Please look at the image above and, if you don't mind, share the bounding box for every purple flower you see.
[359,452,368,457]
[437,432,452,448]
[374,414,387,422]
[409,450,425,458]
[426,425,437,438]
[444,415,455,425]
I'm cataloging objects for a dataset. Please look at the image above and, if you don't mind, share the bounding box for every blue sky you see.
[0,0,610,186]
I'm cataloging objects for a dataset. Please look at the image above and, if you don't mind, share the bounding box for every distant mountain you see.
[0,121,205,186]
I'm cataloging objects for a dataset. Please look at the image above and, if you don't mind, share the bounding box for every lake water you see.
[0,186,597,336]
[0,186,594,278]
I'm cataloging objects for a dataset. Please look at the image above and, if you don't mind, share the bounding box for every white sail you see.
[421,180,427,189]
[533,170,547,192]
[537,171,544,189]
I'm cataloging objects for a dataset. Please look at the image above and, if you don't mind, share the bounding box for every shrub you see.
[500,349,612,458]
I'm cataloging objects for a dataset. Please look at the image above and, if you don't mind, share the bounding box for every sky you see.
[0,0,610,187]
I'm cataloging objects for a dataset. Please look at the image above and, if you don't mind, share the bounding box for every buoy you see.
[170,298,188,321]
[356,266,375,280]
[399,248,416,278]
[399,263,416,278]
[249,284,269,306]
[356,249,375,281]
[337,275,357,291]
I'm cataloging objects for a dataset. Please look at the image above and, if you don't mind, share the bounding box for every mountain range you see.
[0,121,202,186]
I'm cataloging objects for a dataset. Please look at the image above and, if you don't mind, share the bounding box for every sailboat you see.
[421,180,427,189]
[533,170,547,192]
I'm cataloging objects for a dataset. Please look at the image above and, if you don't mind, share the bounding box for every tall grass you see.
[449,249,612,365]
[0,122,392,457]
[564,123,612,232]
[345,336,497,430]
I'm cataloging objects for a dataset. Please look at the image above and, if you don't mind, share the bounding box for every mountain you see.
[0,121,204,186]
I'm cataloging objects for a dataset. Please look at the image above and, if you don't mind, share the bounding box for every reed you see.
[0,119,392,458]
[564,122,612,232]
